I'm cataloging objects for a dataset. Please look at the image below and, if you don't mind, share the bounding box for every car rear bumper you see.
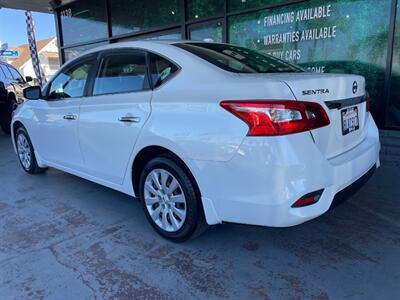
[189,114,380,227]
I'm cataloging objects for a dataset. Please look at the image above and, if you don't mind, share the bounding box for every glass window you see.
[111,0,180,36]
[0,65,8,80]
[7,66,24,82]
[188,21,223,43]
[175,43,302,73]
[60,0,108,46]
[117,31,182,42]
[228,0,287,12]
[386,2,400,127]
[47,58,94,100]
[63,42,107,62]
[149,53,179,88]
[228,0,391,122]
[187,0,224,20]
[145,32,182,41]
[93,52,149,95]
[1,65,13,80]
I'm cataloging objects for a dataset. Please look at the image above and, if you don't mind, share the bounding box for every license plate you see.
[341,106,359,135]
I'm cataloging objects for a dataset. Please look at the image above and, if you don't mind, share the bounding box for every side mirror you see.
[23,86,42,100]
[25,76,33,83]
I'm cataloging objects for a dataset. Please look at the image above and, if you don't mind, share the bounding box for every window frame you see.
[44,53,97,101]
[3,65,15,81]
[7,66,25,83]
[87,48,153,97]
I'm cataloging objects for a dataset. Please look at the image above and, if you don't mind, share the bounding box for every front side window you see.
[7,66,24,82]
[47,58,94,100]
[175,42,303,74]
[93,52,149,96]
[1,65,13,80]
[149,53,179,88]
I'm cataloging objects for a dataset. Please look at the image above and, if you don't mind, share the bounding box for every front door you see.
[29,56,95,170]
[78,50,152,184]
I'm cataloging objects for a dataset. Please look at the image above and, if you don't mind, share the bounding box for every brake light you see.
[220,100,330,136]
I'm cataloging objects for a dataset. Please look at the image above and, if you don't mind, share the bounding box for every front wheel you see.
[139,156,208,242]
[15,127,46,174]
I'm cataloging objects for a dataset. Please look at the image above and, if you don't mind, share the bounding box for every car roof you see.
[82,40,228,54]
[0,61,14,68]
[65,40,228,68]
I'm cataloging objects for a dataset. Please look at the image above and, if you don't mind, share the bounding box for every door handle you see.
[63,114,77,120]
[118,116,141,123]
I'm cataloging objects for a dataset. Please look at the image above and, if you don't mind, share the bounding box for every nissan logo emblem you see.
[352,81,358,94]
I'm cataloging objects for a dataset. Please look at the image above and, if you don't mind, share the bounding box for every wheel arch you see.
[12,120,24,136]
[11,120,25,152]
[131,145,202,200]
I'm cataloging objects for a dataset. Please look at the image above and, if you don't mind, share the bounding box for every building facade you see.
[10,38,60,82]
[51,0,400,129]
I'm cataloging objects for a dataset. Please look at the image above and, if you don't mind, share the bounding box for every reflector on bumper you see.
[291,189,324,208]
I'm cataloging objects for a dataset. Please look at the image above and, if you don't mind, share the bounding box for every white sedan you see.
[12,41,380,242]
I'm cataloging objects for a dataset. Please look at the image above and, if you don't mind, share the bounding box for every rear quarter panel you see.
[136,66,296,162]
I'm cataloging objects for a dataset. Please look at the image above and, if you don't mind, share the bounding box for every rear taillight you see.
[365,91,371,112]
[220,100,330,136]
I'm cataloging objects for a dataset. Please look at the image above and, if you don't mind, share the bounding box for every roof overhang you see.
[0,0,53,13]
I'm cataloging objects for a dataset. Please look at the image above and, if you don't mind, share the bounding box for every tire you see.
[15,126,46,174]
[139,156,208,242]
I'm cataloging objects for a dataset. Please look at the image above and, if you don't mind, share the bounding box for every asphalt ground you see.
[0,131,399,300]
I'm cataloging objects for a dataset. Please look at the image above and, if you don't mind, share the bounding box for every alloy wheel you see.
[17,133,32,170]
[144,169,187,232]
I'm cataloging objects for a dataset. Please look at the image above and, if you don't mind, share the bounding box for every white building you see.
[11,37,60,82]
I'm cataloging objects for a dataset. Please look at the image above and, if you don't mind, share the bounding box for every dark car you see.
[0,61,32,134]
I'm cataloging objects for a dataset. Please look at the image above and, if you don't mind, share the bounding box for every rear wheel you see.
[15,127,46,174]
[139,156,208,242]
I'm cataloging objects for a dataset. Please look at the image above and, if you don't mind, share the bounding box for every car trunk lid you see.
[239,72,368,159]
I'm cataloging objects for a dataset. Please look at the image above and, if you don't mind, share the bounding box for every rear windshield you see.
[174,42,303,74]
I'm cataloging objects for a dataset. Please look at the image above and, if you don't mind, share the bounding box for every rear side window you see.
[175,43,303,74]
[93,52,149,96]
[47,58,94,100]
[149,53,179,88]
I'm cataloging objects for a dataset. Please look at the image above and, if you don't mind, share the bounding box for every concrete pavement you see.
[0,131,399,300]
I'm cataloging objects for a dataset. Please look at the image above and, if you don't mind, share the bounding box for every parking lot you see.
[0,130,399,300]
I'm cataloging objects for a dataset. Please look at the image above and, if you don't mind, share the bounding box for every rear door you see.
[78,49,152,184]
